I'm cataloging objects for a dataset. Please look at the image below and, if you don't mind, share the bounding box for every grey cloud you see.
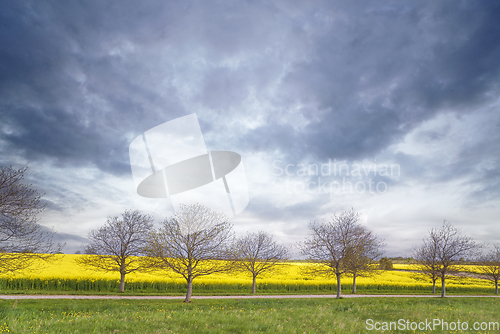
[3,1,500,174]
[237,1,500,164]
[198,67,250,110]
[39,225,89,254]
[1,1,500,255]
[1,1,190,174]
[245,196,331,223]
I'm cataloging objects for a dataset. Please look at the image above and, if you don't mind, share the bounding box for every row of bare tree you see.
[2,165,500,302]
[76,205,290,302]
[76,206,384,301]
[73,207,500,301]
[414,221,500,297]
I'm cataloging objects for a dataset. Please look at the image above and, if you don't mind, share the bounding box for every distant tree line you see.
[2,165,500,302]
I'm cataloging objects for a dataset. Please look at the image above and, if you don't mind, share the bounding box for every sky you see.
[1,1,499,257]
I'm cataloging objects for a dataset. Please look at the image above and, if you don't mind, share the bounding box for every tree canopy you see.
[0,166,61,273]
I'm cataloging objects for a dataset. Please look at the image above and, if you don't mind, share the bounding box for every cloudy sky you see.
[1,1,499,256]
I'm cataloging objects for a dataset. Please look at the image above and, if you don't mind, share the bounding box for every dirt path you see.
[1,294,499,300]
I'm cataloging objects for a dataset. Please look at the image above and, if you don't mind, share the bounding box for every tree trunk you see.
[441,276,446,298]
[185,277,193,303]
[432,278,436,294]
[352,274,356,294]
[119,272,126,293]
[336,273,342,299]
[495,280,498,295]
[252,275,257,294]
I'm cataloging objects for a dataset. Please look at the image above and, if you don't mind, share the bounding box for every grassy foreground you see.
[1,297,499,333]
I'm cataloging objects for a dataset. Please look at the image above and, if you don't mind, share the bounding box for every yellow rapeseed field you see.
[0,255,494,294]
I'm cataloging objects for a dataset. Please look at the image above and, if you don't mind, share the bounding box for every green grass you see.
[0,298,499,333]
[1,277,497,296]
[0,288,496,297]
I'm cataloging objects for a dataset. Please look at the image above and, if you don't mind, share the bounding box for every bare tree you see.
[345,227,383,293]
[414,221,479,297]
[76,209,154,292]
[414,239,440,294]
[1,166,61,273]
[477,244,500,294]
[232,231,289,293]
[144,203,234,302]
[300,209,365,298]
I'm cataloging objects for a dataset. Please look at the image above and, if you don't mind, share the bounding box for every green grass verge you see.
[0,289,496,296]
[1,277,497,296]
[1,297,499,333]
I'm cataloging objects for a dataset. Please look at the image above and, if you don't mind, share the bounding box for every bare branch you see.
[300,208,382,298]
[413,220,479,297]
[476,244,500,294]
[143,203,234,302]
[344,225,384,293]
[0,166,62,273]
[75,209,154,292]
[231,231,289,293]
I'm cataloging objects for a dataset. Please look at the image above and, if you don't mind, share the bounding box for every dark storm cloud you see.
[249,1,500,163]
[2,0,500,256]
[40,226,88,254]
[0,1,189,174]
[1,0,500,192]
[0,0,305,173]
[2,106,132,173]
